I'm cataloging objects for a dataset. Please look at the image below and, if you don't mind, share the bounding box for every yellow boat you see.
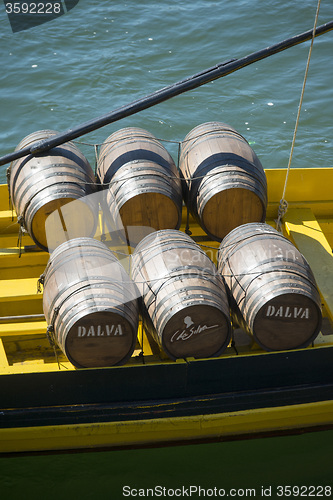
[1,31,333,500]
[0,166,332,456]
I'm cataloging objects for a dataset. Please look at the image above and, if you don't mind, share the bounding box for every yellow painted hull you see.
[1,400,333,455]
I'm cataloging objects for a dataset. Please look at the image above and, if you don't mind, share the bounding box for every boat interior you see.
[0,166,332,375]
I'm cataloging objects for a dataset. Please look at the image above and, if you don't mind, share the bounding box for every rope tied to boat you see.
[16,215,27,258]
[276,199,289,232]
[46,323,62,370]
[37,274,45,293]
[276,0,321,232]
[6,167,13,218]
[45,306,70,370]
[37,272,62,368]
[181,146,193,236]
[94,143,99,177]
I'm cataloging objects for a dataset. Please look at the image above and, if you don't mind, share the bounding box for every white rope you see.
[276,0,322,231]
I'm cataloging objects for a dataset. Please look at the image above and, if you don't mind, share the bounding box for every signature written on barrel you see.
[171,315,218,342]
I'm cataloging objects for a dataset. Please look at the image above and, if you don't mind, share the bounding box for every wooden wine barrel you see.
[179,122,267,241]
[131,229,231,360]
[217,223,322,351]
[97,127,182,246]
[42,237,139,368]
[8,130,97,252]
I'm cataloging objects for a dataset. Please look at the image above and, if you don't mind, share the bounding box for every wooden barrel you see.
[42,237,139,368]
[97,127,182,246]
[8,130,97,252]
[217,223,322,351]
[179,122,267,241]
[131,229,231,360]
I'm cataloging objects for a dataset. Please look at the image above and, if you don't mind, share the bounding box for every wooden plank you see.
[0,277,41,301]
[0,233,48,280]
[0,232,36,250]
[0,184,11,211]
[266,168,333,204]
[0,361,73,375]
[265,168,333,218]
[319,219,333,249]
[0,339,9,368]
[0,320,47,338]
[0,210,19,234]
[284,208,333,324]
[0,277,43,317]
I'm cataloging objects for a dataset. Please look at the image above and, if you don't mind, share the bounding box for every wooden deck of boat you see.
[0,167,332,375]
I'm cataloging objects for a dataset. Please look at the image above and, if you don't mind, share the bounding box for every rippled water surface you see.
[0,0,332,183]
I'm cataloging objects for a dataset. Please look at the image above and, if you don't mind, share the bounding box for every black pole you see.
[1,20,333,167]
